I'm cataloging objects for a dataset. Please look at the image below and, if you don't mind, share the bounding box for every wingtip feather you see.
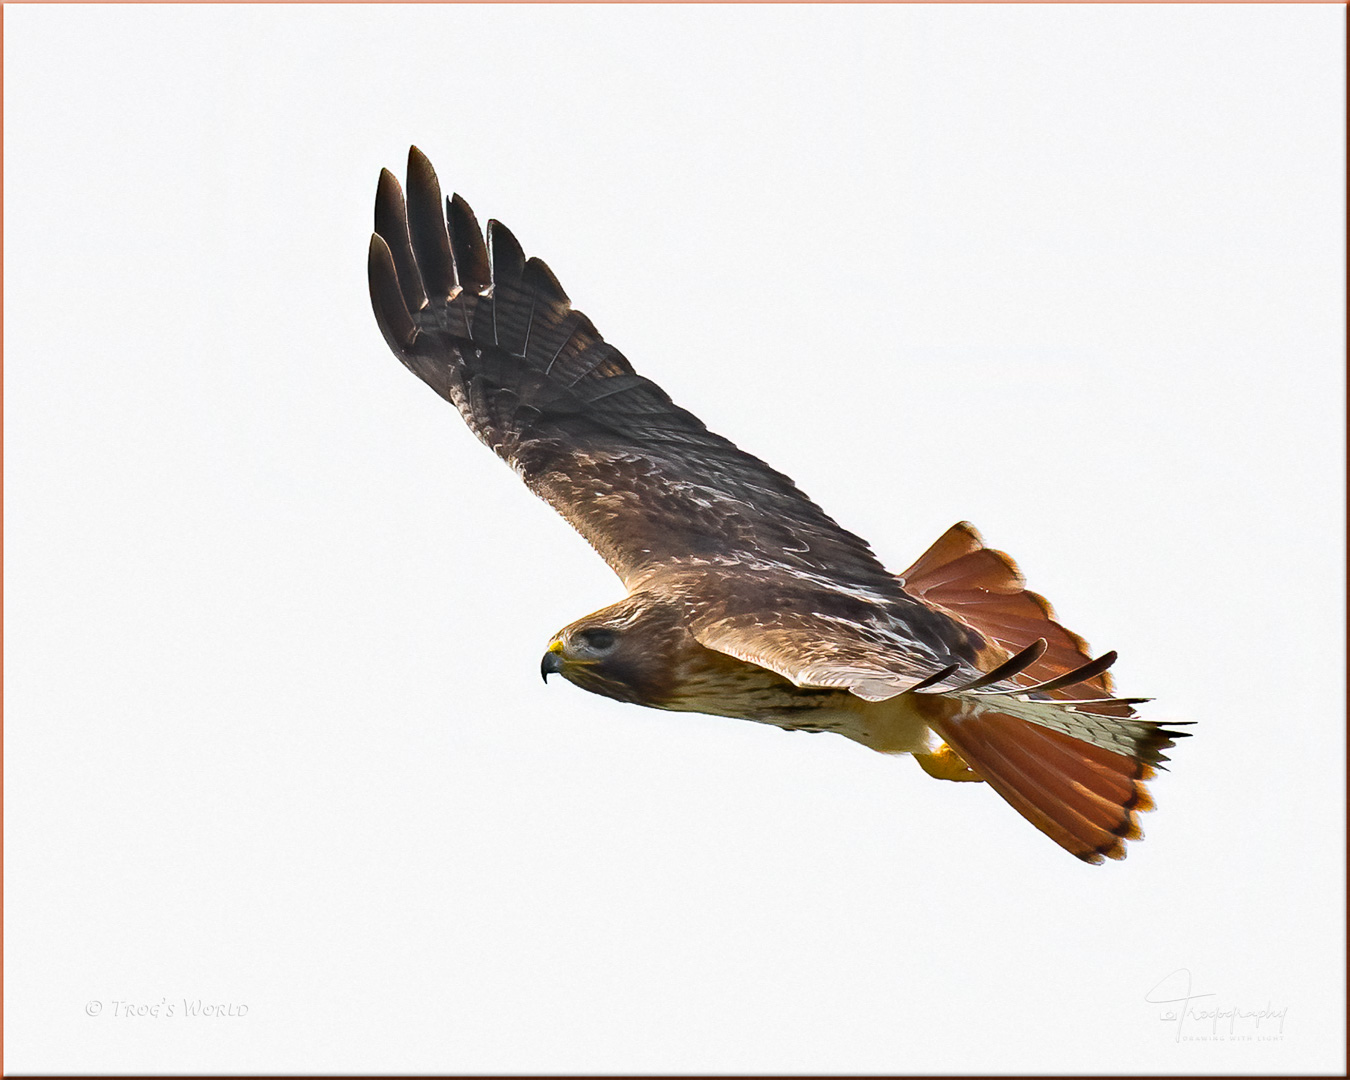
[373,168,427,314]
[448,193,491,291]
[404,147,456,298]
[368,233,416,353]
[487,219,526,284]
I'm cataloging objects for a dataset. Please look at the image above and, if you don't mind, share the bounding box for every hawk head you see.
[540,595,688,706]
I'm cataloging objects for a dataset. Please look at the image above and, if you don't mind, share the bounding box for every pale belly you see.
[658,655,939,756]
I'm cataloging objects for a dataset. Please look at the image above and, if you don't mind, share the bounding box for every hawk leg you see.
[914,742,984,782]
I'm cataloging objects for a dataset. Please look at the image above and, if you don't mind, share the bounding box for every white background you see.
[5,4,1344,1074]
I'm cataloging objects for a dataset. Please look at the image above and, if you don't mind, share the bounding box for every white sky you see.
[4,3,1344,1073]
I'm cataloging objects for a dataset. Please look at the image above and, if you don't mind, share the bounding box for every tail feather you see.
[947,723,1125,860]
[1007,716,1140,810]
[900,522,1113,697]
[992,734,1130,839]
[1003,721,1145,835]
[926,704,1164,864]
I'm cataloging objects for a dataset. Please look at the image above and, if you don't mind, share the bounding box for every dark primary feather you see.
[370,149,925,610]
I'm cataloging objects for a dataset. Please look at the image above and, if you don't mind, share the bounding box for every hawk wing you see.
[369,147,907,604]
[368,146,1150,705]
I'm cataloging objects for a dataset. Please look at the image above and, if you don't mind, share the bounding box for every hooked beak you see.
[541,641,565,682]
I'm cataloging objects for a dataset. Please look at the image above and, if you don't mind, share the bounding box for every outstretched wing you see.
[369,148,902,598]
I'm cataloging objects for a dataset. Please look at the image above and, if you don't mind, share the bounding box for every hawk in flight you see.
[369,148,1188,864]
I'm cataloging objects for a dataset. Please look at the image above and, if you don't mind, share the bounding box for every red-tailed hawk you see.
[369,147,1189,864]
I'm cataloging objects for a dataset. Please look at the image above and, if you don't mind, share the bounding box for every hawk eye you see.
[576,628,617,653]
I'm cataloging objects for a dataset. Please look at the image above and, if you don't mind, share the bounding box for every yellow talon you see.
[914,742,984,782]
